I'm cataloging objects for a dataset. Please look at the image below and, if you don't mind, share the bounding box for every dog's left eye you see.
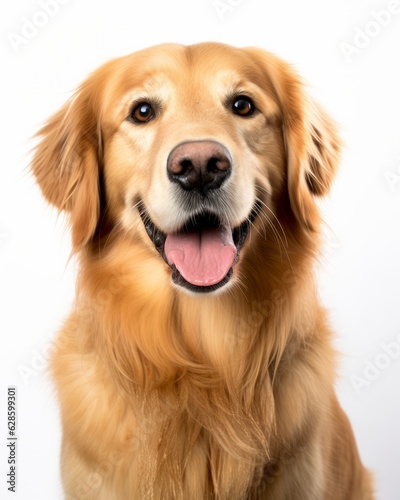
[130,102,155,123]
[232,96,255,117]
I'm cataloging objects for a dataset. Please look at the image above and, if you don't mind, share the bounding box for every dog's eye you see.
[232,97,255,117]
[131,102,155,123]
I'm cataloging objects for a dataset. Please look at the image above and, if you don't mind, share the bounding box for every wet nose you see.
[167,141,232,195]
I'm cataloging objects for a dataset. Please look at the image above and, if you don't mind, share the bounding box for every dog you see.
[32,42,374,499]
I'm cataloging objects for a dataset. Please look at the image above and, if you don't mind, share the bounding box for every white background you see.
[1,0,399,498]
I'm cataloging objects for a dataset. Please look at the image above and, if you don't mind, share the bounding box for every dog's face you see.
[105,44,285,293]
[32,43,340,294]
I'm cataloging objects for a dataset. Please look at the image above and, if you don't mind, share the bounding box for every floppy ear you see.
[31,78,102,248]
[246,49,341,230]
[283,93,341,231]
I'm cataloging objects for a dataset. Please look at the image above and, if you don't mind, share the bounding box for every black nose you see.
[167,141,232,195]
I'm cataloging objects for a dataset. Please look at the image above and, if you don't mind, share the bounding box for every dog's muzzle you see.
[139,141,259,293]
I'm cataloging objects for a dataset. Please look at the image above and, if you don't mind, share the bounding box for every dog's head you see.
[32,43,340,294]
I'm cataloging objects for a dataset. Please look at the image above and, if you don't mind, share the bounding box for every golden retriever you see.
[32,42,374,499]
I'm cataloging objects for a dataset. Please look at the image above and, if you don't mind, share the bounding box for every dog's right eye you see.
[232,96,255,117]
[130,102,155,123]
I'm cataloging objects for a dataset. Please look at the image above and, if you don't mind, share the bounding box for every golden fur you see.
[32,42,374,499]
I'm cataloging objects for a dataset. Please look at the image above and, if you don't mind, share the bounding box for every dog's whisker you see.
[253,201,284,259]
[252,194,290,266]
[255,186,289,249]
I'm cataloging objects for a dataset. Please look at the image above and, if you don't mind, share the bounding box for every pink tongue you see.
[164,225,236,286]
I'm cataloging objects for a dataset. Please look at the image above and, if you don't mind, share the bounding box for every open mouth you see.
[139,203,259,293]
